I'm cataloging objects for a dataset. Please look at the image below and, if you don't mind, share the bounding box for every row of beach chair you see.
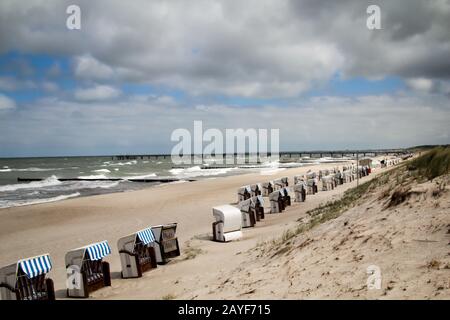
[0,224,181,300]
[211,162,379,242]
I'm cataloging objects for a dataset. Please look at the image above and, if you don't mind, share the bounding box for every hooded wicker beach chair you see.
[212,205,243,242]
[65,241,112,298]
[0,254,55,300]
[237,185,252,202]
[238,198,257,227]
[294,181,307,202]
[117,228,157,279]
[261,181,274,196]
[251,195,265,220]
[250,183,262,197]
[269,190,284,213]
[151,223,181,264]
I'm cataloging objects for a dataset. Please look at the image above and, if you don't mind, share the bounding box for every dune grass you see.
[408,147,450,180]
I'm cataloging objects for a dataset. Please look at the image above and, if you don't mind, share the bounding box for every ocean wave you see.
[77,174,108,179]
[102,160,138,167]
[93,169,111,173]
[0,192,81,209]
[0,168,12,172]
[63,180,121,190]
[0,175,61,192]
[170,166,237,178]
[123,173,157,180]
[2,167,64,172]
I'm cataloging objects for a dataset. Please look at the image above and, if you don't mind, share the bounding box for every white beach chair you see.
[261,181,274,196]
[294,182,307,202]
[321,175,334,191]
[250,183,262,197]
[238,185,252,202]
[117,228,157,279]
[238,198,256,228]
[0,254,55,300]
[251,195,265,220]
[269,190,284,213]
[273,178,284,190]
[212,205,243,242]
[65,240,112,298]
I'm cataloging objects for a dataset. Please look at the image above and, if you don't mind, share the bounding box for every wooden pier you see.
[112,148,409,161]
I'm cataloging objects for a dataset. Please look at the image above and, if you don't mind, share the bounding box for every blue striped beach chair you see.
[117,227,157,278]
[0,254,55,300]
[65,240,112,298]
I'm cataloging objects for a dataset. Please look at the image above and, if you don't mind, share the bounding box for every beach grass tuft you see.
[408,147,450,180]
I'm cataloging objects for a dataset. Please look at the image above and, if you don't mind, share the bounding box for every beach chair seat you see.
[151,224,181,264]
[212,205,243,242]
[0,254,55,301]
[65,241,112,298]
[118,228,157,279]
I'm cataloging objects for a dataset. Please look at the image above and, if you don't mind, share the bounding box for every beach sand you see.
[2,159,446,299]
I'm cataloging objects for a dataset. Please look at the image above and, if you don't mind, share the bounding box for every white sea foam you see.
[4,167,64,172]
[63,181,121,190]
[0,175,62,192]
[77,174,108,179]
[0,192,81,209]
[123,173,157,180]
[169,166,237,178]
[0,168,12,172]
[93,169,111,173]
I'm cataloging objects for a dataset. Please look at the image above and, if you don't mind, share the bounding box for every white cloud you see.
[74,85,121,101]
[406,78,434,92]
[0,94,16,110]
[74,55,115,80]
[0,93,448,156]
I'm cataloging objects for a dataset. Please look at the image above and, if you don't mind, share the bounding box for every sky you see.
[0,0,449,157]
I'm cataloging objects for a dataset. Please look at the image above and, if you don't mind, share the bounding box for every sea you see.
[0,155,352,209]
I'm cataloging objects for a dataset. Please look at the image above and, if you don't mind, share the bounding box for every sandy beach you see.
[0,160,392,299]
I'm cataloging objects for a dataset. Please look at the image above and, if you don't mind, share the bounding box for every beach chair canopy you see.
[86,241,111,261]
[269,190,280,201]
[18,254,52,279]
[66,240,112,269]
[137,227,156,245]
[238,185,251,194]
[274,178,283,186]
[262,181,273,188]
[212,205,242,232]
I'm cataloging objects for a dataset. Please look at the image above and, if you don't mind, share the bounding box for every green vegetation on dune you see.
[408,147,450,180]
